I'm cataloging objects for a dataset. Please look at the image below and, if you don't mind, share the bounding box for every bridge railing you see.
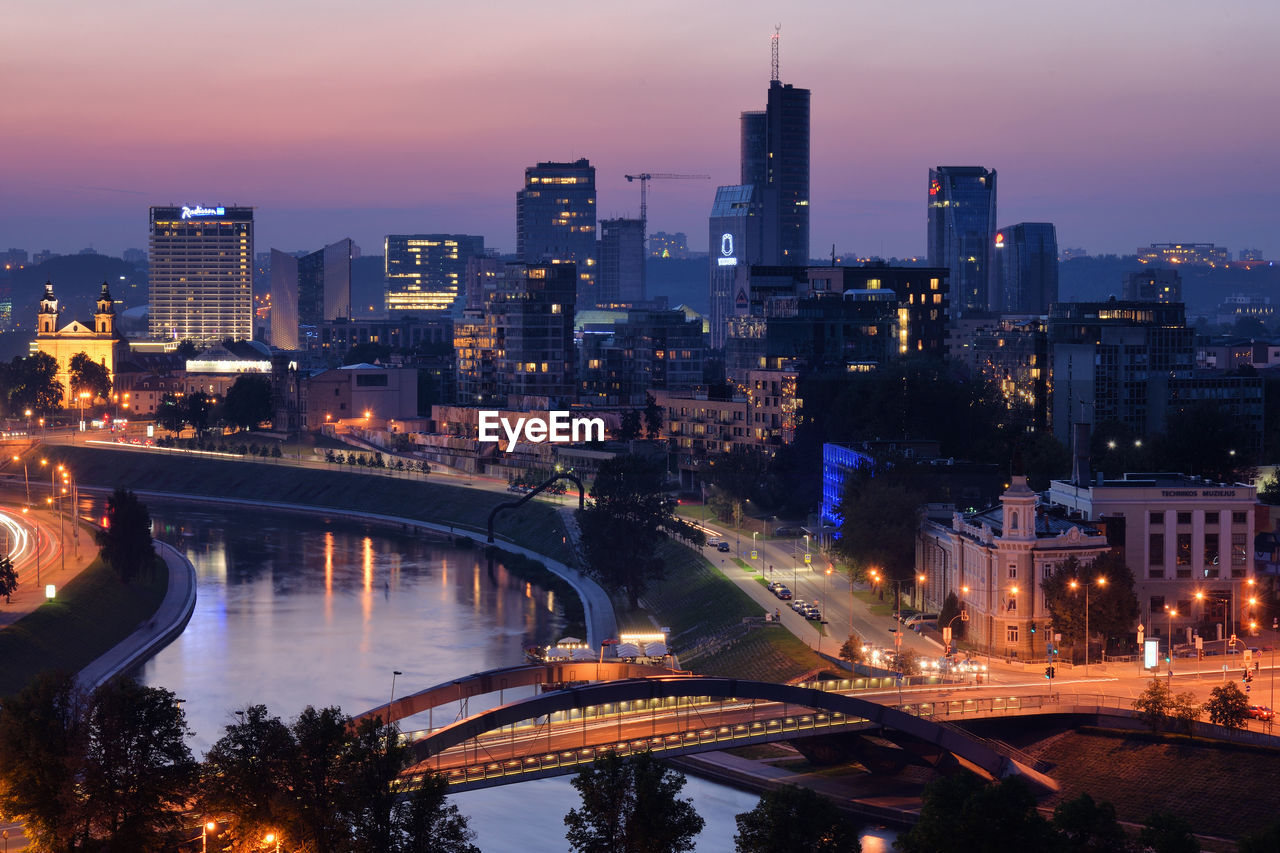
[895,693,1136,720]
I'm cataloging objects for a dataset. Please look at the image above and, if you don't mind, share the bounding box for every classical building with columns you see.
[33,281,129,408]
[918,476,1111,660]
[1046,473,1258,645]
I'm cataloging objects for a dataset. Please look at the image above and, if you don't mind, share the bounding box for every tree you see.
[1259,471,1280,506]
[1204,681,1249,729]
[0,554,16,603]
[733,784,858,853]
[1156,402,1258,484]
[618,410,642,442]
[224,373,274,431]
[1137,810,1201,853]
[1132,678,1198,733]
[200,704,296,849]
[578,454,704,609]
[174,339,201,361]
[838,632,865,665]
[0,671,87,850]
[564,751,704,853]
[156,393,187,433]
[1041,551,1138,661]
[79,677,198,849]
[185,390,212,434]
[68,351,112,402]
[3,352,64,414]
[833,464,924,587]
[896,774,1062,853]
[95,487,154,583]
[1051,792,1129,853]
[938,591,966,642]
[707,446,771,506]
[643,393,663,439]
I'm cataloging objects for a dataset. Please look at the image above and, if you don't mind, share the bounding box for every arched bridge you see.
[388,675,1059,793]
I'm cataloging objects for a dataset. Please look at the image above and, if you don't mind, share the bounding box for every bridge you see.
[357,664,1065,794]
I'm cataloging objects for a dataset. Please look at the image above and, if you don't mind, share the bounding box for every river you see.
[126,500,893,852]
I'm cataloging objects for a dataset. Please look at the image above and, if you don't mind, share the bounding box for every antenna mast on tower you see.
[771,25,780,81]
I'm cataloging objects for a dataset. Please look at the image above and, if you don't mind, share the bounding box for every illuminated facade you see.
[517,160,596,309]
[928,167,997,316]
[149,205,253,344]
[385,234,485,316]
[34,281,129,407]
[1137,243,1231,267]
[996,222,1058,314]
[708,185,764,349]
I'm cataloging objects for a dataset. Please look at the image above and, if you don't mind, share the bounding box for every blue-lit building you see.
[996,223,1057,314]
[821,443,875,530]
[927,167,997,317]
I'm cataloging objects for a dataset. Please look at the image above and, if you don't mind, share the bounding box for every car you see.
[774,586,792,600]
[790,599,807,612]
[804,605,822,621]
[717,542,731,552]
[707,538,722,547]
[1248,705,1274,721]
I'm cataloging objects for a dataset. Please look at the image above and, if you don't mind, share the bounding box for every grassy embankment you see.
[46,446,574,565]
[0,558,167,698]
[642,541,830,682]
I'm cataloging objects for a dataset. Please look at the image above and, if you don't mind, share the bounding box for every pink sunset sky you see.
[5,0,1279,259]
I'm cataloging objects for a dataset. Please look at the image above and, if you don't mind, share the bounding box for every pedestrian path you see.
[0,508,98,628]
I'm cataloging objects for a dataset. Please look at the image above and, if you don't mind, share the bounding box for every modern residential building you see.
[997,223,1058,314]
[1123,268,1181,303]
[269,239,353,350]
[384,234,485,317]
[578,307,706,406]
[806,264,951,358]
[148,205,254,344]
[1047,473,1258,645]
[517,159,596,309]
[598,218,645,306]
[928,167,997,317]
[1137,243,1231,267]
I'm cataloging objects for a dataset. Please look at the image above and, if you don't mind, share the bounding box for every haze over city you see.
[7,0,1278,259]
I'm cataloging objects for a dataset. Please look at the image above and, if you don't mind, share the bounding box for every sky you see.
[4,0,1279,260]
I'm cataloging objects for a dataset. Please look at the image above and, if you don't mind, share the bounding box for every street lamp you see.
[752,530,758,560]
[1070,575,1108,676]
[202,820,217,853]
[12,455,30,507]
[263,832,281,852]
[1165,605,1178,684]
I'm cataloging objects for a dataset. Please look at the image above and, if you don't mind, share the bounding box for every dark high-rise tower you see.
[996,223,1058,314]
[764,80,810,264]
[517,159,597,309]
[927,167,997,316]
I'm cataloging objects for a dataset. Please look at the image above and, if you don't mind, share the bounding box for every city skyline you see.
[6,0,1279,260]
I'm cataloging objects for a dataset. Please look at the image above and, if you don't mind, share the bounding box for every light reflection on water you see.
[128,501,895,851]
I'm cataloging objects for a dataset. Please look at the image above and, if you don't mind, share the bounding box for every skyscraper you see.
[385,234,485,316]
[268,250,299,350]
[927,167,997,316]
[763,80,810,264]
[996,222,1058,314]
[708,184,764,349]
[517,159,596,309]
[598,218,645,306]
[149,205,254,344]
[269,239,352,350]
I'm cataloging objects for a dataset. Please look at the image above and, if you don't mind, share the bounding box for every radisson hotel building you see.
[149,205,254,344]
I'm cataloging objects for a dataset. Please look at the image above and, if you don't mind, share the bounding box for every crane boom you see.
[623,172,711,227]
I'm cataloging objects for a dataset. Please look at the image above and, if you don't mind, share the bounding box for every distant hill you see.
[1059,255,1280,321]
[10,254,146,331]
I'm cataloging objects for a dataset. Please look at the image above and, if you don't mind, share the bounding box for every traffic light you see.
[1029,621,1037,634]
[1044,665,1055,679]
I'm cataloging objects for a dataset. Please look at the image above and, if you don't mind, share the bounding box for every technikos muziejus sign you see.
[477,411,604,451]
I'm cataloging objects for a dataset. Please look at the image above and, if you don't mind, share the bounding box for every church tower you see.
[95,282,116,335]
[38,281,59,334]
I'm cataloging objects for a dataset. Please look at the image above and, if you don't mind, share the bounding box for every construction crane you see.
[623,173,710,229]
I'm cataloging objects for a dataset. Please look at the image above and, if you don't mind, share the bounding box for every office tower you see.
[997,222,1058,314]
[927,167,997,316]
[598,218,645,306]
[708,185,764,349]
[269,250,300,350]
[298,239,352,326]
[763,80,810,264]
[740,111,767,187]
[488,263,578,406]
[384,234,484,316]
[1123,268,1182,303]
[149,205,254,344]
[517,159,596,309]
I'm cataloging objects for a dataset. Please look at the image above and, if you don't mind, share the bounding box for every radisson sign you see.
[181,205,226,219]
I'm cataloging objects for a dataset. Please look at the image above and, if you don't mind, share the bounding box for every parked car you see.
[1248,705,1274,721]
[717,542,731,552]
[774,586,792,600]
[804,604,822,621]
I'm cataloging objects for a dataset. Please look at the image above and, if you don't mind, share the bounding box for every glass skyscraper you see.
[149,205,254,344]
[516,159,596,309]
[927,167,997,316]
[997,222,1058,314]
[385,234,485,316]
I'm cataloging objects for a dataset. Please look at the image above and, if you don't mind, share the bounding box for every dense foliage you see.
[94,487,155,583]
[1040,552,1139,660]
[734,784,858,852]
[564,751,704,853]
